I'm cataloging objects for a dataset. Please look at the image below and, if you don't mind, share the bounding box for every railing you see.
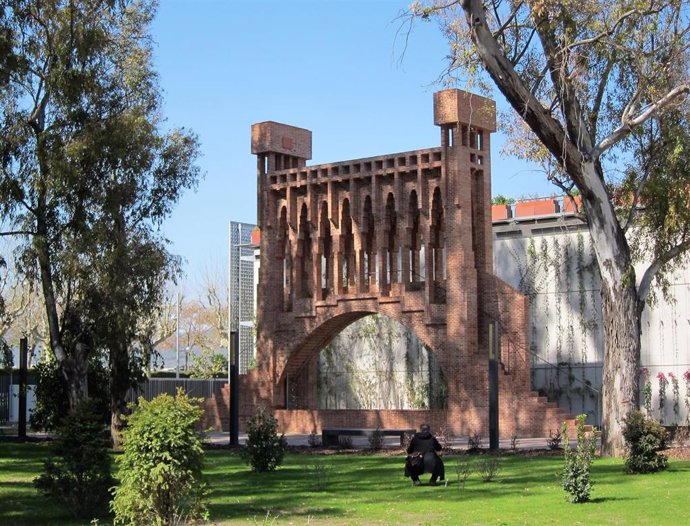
[0,391,9,425]
[127,378,227,404]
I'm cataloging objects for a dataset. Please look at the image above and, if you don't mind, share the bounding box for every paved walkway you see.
[202,431,582,451]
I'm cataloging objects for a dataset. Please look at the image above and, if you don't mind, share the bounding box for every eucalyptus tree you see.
[411,0,690,455]
[0,0,201,431]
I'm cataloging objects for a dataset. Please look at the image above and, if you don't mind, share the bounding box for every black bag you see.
[408,452,424,469]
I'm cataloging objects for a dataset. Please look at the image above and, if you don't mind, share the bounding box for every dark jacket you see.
[404,431,445,479]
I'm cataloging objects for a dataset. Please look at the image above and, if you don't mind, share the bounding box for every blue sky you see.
[151,0,553,289]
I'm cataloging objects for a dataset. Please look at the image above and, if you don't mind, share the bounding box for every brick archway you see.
[242,90,573,437]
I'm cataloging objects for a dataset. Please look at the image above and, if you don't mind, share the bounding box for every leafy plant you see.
[685,369,690,424]
[640,368,653,417]
[368,427,384,450]
[307,429,321,448]
[669,372,680,424]
[34,399,113,518]
[111,389,207,525]
[492,195,515,205]
[657,372,668,423]
[622,410,668,474]
[241,406,288,472]
[561,415,596,503]
[547,429,562,450]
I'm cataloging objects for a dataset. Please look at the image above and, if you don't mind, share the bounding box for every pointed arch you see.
[339,198,355,293]
[429,187,446,304]
[318,201,333,300]
[297,203,313,298]
[278,205,292,310]
[382,192,398,294]
[360,195,376,291]
[407,189,423,288]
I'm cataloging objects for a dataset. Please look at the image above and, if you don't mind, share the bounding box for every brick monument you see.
[240,89,571,437]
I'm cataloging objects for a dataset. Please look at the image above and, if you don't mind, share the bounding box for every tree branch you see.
[0,229,36,237]
[592,84,690,159]
[459,0,584,182]
[638,237,690,307]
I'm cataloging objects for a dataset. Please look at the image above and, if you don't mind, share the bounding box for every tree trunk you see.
[110,341,130,447]
[600,278,641,456]
[62,353,89,409]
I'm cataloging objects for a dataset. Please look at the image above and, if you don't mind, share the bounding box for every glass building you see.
[228,221,258,373]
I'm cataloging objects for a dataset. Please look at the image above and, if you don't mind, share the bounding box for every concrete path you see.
[202,431,585,451]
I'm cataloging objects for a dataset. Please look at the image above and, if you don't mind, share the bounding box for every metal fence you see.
[0,375,10,424]
[127,378,227,403]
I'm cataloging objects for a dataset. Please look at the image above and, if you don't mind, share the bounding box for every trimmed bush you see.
[561,414,596,503]
[33,399,113,518]
[241,405,288,472]
[111,389,207,525]
[622,410,668,474]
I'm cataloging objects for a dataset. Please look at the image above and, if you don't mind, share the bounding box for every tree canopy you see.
[0,0,201,438]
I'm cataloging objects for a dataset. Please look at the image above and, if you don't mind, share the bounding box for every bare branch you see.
[0,230,36,237]
[638,237,690,307]
[592,84,690,159]
[565,7,659,51]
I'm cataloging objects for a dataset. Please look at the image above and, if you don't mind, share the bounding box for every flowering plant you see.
[684,369,690,424]
[657,372,668,424]
[668,372,680,425]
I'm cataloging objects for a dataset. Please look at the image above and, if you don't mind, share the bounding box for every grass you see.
[1,442,688,525]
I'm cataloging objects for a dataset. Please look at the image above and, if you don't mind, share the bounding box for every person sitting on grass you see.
[404,423,445,486]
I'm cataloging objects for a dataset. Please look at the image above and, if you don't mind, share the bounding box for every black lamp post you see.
[229,331,239,446]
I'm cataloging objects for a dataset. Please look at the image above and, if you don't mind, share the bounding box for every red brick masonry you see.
[215,89,577,439]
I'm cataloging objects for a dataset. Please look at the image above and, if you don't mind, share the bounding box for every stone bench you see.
[322,428,415,447]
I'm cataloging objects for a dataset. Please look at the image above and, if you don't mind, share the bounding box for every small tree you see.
[561,415,597,503]
[242,406,288,472]
[111,389,207,525]
[622,410,669,474]
[34,399,113,518]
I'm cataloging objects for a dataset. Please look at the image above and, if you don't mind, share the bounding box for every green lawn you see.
[1,442,688,525]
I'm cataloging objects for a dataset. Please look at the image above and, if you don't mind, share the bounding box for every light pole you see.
[229,330,239,446]
[175,291,180,379]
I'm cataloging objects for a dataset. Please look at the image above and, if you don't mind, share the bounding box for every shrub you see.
[477,455,501,482]
[368,427,384,450]
[467,434,482,452]
[547,428,562,450]
[338,434,353,449]
[622,410,668,474]
[241,406,288,472]
[111,389,207,525]
[30,358,109,431]
[303,460,331,491]
[33,399,113,518]
[561,415,596,503]
[455,457,473,489]
[307,428,321,448]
